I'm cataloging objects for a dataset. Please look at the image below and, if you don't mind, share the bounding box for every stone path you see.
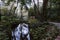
[49,22,60,29]
[49,22,60,40]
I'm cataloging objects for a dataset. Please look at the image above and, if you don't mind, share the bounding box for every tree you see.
[33,0,41,19]
[47,0,60,22]
[41,0,48,21]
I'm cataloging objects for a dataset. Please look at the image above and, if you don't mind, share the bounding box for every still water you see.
[12,23,30,40]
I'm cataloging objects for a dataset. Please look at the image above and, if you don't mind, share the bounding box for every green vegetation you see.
[0,0,60,40]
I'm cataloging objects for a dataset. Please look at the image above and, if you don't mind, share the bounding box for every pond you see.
[12,23,30,40]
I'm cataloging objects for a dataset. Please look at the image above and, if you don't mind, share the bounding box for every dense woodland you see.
[0,0,60,40]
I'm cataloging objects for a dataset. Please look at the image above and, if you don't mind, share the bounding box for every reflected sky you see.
[0,0,4,7]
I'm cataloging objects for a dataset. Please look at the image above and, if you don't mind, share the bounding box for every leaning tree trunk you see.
[37,0,41,20]
[41,0,48,22]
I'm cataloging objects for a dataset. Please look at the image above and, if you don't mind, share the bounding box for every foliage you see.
[0,0,60,40]
[0,8,8,15]
[30,23,59,40]
[28,8,35,16]
[6,0,14,5]
[0,8,20,40]
[47,0,60,22]
[0,13,59,40]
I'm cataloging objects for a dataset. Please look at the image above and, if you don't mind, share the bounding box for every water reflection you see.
[12,23,30,40]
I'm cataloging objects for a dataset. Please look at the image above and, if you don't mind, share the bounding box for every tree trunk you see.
[41,0,48,21]
[37,0,41,20]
